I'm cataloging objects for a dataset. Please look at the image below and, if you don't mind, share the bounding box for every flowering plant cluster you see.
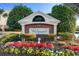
[21,34,36,38]
[20,34,36,41]
[6,41,54,49]
[47,34,56,40]
[75,40,79,43]
[60,45,79,51]
[1,41,54,56]
[58,32,75,40]
[0,47,53,56]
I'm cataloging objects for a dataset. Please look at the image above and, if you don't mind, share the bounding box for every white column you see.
[21,25,26,42]
[22,25,25,34]
[54,25,57,35]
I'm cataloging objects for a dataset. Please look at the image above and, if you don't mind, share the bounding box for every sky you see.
[0,3,61,13]
[0,3,79,26]
[76,17,79,26]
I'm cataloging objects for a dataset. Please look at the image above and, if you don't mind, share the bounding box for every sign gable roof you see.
[18,11,60,25]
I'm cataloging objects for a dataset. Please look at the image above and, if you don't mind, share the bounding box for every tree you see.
[7,5,33,31]
[51,5,76,33]
[64,3,79,14]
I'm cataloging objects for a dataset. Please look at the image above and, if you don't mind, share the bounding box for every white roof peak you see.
[18,11,60,25]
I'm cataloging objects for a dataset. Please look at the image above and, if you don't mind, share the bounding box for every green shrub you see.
[22,47,34,55]
[48,34,56,41]
[20,34,36,41]
[0,48,4,53]
[9,48,15,54]
[4,48,9,53]
[0,47,78,56]
[2,47,53,56]
[58,32,75,41]
[14,48,20,55]
[40,49,53,56]
[34,49,53,56]
[56,50,75,56]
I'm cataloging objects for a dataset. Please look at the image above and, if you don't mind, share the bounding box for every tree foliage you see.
[7,5,33,31]
[64,3,79,14]
[51,5,76,33]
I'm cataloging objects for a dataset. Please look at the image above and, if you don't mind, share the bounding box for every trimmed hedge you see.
[58,32,75,40]
[20,34,36,41]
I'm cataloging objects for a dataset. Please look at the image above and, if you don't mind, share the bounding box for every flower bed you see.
[60,45,79,51]
[0,41,55,56]
[0,45,79,56]
[6,41,54,49]
[0,33,79,56]
[1,41,79,56]
[0,47,54,56]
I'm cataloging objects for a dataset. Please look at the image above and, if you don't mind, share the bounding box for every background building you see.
[0,10,10,31]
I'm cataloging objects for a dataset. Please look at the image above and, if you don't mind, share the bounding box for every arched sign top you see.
[32,15,45,22]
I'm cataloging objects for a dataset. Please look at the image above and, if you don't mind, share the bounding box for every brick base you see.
[24,23,54,42]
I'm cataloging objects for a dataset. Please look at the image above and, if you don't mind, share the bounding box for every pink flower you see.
[14,41,22,47]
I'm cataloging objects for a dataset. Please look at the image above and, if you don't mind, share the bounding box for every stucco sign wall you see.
[29,28,49,34]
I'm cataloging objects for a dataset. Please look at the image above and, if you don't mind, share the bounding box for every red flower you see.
[41,43,47,48]
[36,43,41,47]
[71,46,79,51]
[22,42,30,47]
[30,42,36,47]
[47,43,54,48]
[7,42,14,46]
[61,45,79,51]
[60,46,68,48]
[14,41,22,47]
[9,43,15,46]
[22,42,27,46]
